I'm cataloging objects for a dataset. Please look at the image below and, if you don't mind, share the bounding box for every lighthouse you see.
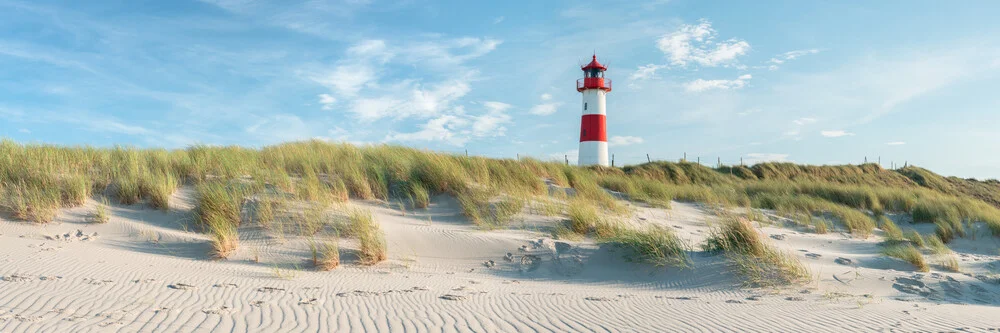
[577,54,611,167]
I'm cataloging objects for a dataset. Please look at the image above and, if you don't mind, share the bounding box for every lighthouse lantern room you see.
[576,54,612,167]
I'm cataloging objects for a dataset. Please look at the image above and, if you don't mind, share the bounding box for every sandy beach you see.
[2,187,999,332]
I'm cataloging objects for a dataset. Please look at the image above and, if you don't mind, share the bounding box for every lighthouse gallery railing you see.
[576,78,612,91]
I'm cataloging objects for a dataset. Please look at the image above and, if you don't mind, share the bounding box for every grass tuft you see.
[91,197,111,224]
[605,225,689,268]
[346,208,387,265]
[881,243,928,272]
[705,216,810,286]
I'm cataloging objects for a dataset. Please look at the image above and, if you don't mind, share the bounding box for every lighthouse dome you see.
[581,55,607,71]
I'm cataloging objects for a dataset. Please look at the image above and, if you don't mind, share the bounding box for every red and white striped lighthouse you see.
[577,54,611,166]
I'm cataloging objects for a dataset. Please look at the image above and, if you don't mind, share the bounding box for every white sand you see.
[1,188,999,332]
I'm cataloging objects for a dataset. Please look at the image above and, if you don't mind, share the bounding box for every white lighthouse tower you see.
[577,54,611,166]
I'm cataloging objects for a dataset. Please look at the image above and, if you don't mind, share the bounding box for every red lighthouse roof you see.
[581,54,607,71]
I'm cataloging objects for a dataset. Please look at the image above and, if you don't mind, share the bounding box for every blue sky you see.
[2,1,999,179]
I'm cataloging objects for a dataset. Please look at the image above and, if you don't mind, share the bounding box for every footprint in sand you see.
[2,274,32,282]
[439,294,465,301]
[297,298,318,305]
[584,296,615,302]
[168,283,197,290]
[213,283,239,288]
[257,287,286,293]
[201,306,233,315]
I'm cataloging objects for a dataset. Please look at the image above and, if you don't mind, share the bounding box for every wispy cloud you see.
[684,74,751,92]
[768,49,820,70]
[793,117,817,126]
[820,130,854,137]
[609,136,644,147]
[886,141,906,145]
[530,103,561,116]
[629,63,668,82]
[318,94,336,110]
[657,19,750,68]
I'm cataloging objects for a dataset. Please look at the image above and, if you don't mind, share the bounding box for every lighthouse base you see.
[578,141,608,167]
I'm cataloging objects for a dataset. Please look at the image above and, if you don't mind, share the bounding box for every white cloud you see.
[657,19,750,67]
[820,130,855,137]
[609,136,644,146]
[318,93,336,110]
[793,117,817,126]
[886,141,906,145]
[347,39,392,61]
[768,49,820,70]
[629,64,667,81]
[346,80,471,121]
[384,101,512,146]
[540,93,552,101]
[493,16,505,24]
[745,153,790,164]
[244,114,311,142]
[530,102,562,116]
[471,102,512,137]
[312,64,377,97]
[385,115,469,146]
[683,74,752,92]
[18,128,30,134]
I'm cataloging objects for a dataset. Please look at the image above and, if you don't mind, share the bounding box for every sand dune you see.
[2,188,999,332]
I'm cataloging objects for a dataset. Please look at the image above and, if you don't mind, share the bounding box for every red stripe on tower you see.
[579,114,607,142]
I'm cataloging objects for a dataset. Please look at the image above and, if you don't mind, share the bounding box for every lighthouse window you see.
[584,103,588,110]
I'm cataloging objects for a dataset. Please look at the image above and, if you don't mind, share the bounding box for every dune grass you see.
[4,139,1000,260]
[91,197,111,224]
[926,235,951,255]
[705,216,810,287]
[937,255,961,272]
[604,225,690,268]
[310,238,340,271]
[904,230,925,248]
[881,243,929,272]
[345,208,387,265]
[567,199,602,235]
[878,216,904,241]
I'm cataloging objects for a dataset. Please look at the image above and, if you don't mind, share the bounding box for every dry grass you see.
[878,216,904,241]
[4,139,1000,258]
[881,243,928,272]
[705,216,810,287]
[937,255,961,272]
[409,181,430,209]
[567,199,602,235]
[346,208,387,265]
[91,197,111,224]
[904,230,925,247]
[926,235,951,255]
[310,238,340,271]
[604,225,690,268]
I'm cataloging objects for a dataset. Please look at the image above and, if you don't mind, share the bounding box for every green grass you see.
[310,238,340,271]
[926,235,951,255]
[705,216,810,286]
[345,208,387,265]
[91,197,111,224]
[881,243,929,272]
[4,139,1000,257]
[878,216,903,241]
[567,199,602,235]
[904,230,925,247]
[604,225,690,268]
[408,181,430,209]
